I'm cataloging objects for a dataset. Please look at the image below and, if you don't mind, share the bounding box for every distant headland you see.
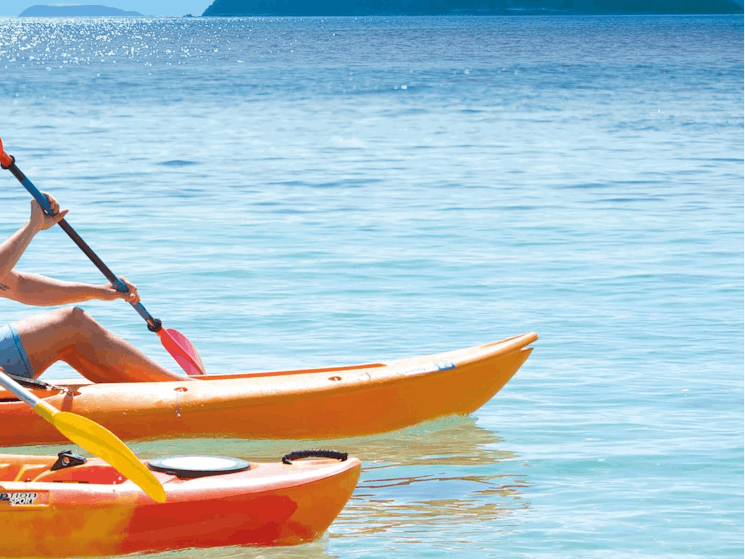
[202,0,744,16]
[19,5,144,16]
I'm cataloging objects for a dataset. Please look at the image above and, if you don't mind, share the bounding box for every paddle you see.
[0,368,166,502]
[0,136,206,376]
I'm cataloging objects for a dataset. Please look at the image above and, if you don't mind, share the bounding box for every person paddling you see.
[0,192,191,383]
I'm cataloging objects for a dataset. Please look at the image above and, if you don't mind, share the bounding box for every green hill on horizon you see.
[202,0,744,16]
[19,5,144,16]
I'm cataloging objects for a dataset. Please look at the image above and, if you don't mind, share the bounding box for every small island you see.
[19,5,143,16]
[202,0,743,16]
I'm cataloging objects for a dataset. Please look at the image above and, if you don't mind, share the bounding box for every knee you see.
[58,306,97,330]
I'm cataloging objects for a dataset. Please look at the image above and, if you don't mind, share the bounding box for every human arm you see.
[0,193,142,306]
[0,271,141,306]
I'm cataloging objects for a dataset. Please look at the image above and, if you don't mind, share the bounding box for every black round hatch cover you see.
[148,455,250,478]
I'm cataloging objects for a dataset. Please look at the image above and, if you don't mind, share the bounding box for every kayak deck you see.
[0,332,537,445]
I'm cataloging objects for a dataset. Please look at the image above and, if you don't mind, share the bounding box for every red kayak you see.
[0,449,360,557]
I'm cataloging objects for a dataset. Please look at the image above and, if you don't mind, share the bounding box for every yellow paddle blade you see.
[37,402,166,503]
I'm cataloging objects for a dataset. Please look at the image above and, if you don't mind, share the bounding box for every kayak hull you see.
[0,332,537,445]
[0,453,360,557]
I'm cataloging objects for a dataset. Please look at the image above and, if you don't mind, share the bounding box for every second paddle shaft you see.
[3,158,163,333]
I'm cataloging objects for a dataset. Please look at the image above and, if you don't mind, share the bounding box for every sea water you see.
[0,15,742,559]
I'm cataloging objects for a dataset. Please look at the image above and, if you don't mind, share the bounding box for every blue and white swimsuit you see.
[0,324,34,378]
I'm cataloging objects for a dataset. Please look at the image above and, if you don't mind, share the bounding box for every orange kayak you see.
[0,332,537,446]
[0,449,360,557]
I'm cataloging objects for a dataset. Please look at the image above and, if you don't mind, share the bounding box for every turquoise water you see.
[0,14,742,559]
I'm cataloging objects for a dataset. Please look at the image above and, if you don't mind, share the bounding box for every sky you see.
[0,2,212,16]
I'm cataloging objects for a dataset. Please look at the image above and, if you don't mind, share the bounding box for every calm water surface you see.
[0,15,742,559]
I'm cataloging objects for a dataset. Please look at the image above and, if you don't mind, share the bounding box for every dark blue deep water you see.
[0,15,743,559]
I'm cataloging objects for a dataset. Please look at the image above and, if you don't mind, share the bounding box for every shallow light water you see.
[0,14,742,559]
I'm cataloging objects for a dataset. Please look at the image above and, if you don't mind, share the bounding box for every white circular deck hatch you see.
[148,455,250,478]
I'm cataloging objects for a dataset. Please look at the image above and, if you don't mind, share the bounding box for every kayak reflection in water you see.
[0,192,190,383]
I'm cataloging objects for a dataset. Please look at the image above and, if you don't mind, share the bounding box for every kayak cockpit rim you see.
[0,332,538,401]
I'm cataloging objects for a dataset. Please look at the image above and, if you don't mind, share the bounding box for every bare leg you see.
[13,307,190,383]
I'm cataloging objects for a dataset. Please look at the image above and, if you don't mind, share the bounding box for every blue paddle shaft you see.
[12,165,160,330]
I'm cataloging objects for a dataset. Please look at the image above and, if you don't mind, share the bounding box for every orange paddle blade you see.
[157,328,206,375]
